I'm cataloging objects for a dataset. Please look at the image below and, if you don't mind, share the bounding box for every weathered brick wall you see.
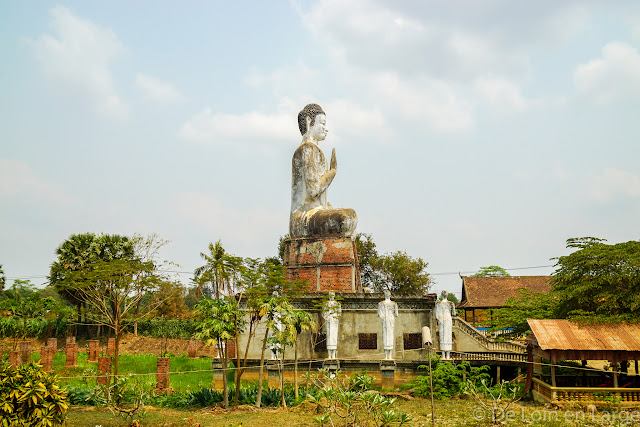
[19,341,31,365]
[40,346,54,371]
[97,357,111,385]
[188,339,197,358]
[65,343,78,367]
[66,336,76,346]
[284,236,361,292]
[155,357,170,390]
[47,338,58,352]
[88,340,99,362]
[107,338,116,356]
[9,350,21,368]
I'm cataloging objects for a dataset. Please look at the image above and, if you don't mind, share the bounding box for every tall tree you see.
[0,264,5,291]
[472,266,511,277]
[193,241,242,299]
[551,237,640,323]
[354,233,379,289]
[372,251,431,294]
[491,289,556,337]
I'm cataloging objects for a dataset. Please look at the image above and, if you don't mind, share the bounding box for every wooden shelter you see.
[457,276,551,327]
[526,319,640,405]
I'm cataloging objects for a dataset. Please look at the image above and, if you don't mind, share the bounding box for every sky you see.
[1,1,640,298]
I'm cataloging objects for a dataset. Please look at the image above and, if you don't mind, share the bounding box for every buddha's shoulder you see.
[293,141,322,157]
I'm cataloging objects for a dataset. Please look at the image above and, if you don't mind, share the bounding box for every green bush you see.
[126,318,197,339]
[406,355,490,399]
[0,362,69,426]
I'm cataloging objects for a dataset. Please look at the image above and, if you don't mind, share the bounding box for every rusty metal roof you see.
[527,319,640,351]
[457,276,552,309]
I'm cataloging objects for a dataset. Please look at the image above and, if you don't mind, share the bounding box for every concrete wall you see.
[236,293,436,361]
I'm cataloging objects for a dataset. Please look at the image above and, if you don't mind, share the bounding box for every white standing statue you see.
[323,291,342,359]
[377,290,398,360]
[435,290,456,359]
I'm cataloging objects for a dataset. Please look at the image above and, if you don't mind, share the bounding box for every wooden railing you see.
[453,352,527,362]
[453,317,526,353]
[532,377,640,404]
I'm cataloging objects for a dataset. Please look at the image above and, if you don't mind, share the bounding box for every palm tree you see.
[0,264,5,291]
[193,240,241,299]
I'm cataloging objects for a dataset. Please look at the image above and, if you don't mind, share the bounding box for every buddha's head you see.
[384,289,391,300]
[298,103,327,142]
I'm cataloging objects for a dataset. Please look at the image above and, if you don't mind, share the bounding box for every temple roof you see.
[527,319,640,352]
[457,276,552,309]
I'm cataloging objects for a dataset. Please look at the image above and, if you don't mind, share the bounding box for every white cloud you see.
[30,6,128,119]
[588,168,640,202]
[574,42,640,104]
[135,73,185,104]
[474,76,527,113]
[0,157,74,205]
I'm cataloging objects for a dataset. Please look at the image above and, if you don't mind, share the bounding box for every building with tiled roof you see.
[457,276,552,327]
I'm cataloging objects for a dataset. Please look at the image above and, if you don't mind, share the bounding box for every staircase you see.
[453,317,526,354]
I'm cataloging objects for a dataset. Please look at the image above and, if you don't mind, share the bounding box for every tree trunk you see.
[280,347,287,408]
[255,327,269,408]
[222,339,229,409]
[294,337,299,399]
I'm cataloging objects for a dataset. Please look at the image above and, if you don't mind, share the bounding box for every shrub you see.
[406,354,490,399]
[0,362,69,426]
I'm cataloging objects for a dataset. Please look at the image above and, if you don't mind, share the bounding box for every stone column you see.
[188,339,197,358]
[9,351,21,368]
[40,347,54,372]
[380,360,396,390]
[97,357,111,386]
[47,338,58,352]
[65,343,78,367]
[19,341,32,365]
[267,360,281,389]
[156,357,170,391]
[211,360,223,390]
[88,340,99,362]
[107,338,116,356]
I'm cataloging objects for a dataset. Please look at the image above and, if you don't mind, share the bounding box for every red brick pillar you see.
[88,340,99,362]
[19,341,32,365]
[47,338,58,352]
[156,357,170,391]
[40,347,54,371]
[227,339,237,359]
[8,351,21,368]
[188,339,197,358]
[66,336,76,346]
[97,357,111,386]
[107,338,116,356]
[65,343,78,367]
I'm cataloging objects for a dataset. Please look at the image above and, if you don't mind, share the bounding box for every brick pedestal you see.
[284,236,361,292]
[188,339,197,358]
[66,336,76,346]
[40,347,54,371]
[19,341,31,364]
[65,344,78,367]
[107,338,116,356]
[155,357,170,391]
[9,351,21,368]
[88,340,99,362]
[97,357,111,386]
[47,338,58,352]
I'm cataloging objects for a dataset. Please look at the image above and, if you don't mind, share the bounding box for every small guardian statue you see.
[435,290,456,359]
[378,290,398,360]
[323,291,341,359]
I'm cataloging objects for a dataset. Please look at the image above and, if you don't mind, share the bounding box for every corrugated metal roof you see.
[527,319,640,351]
[457,276,552,309]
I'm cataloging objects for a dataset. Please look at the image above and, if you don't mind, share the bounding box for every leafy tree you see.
[408,354,490,399]
[149,282,188,319]
[472,265,511,277]
[551,237,640,323]
[354,233,379,289]
[193,298,242,409]
[371,251,431,294]
[53,234,173,382]
[491,289,556,337]
[193,240,242,299]
[0,264,5,291]
[446,292,460,305]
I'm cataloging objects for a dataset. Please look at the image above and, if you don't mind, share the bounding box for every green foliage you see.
[193,240,242,299]
[472,265,511,277]
[306,369,412,427]
[551,237,640,323]
[0,264,4,292]
[131,318,197,340]
[491,288,556,337]
[0,362,69,426]
[407,355,490,399]
[354,233,379,289]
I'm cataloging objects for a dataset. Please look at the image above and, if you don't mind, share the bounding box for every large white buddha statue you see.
[289,104,358,238]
